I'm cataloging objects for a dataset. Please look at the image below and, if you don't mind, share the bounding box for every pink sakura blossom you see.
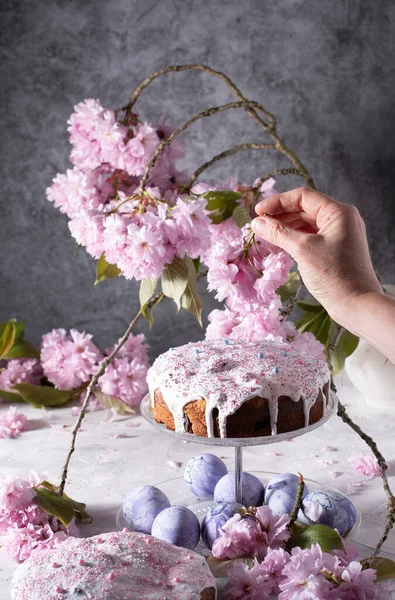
[348,454,382,478]
[257,548,289,595]
[68,98,106,170]
[206,308,238,340]
[225,560,272,600]
[46,168,103,219]
[116,122,159,176]
[40,329,103,390]
[98,357,148,408]
[0,359,41,400]
[0,472,79,562]
[212,506,290,561]
[169,197,212,259]
[279,544,338,599]
[68,208,106,259]
[212,514,258,560]
[0,406,27,438]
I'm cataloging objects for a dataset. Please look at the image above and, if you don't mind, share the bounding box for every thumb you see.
[251,215,304,257]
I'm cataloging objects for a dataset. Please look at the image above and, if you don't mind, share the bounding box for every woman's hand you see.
[251,187,383,328]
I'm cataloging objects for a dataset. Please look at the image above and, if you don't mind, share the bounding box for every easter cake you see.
[11,530,216,599]
[147,339,331,438]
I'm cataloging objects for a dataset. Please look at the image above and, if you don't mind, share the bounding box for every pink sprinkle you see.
[52,562,60,568]
[126,422,140,428]
[78,559,86,566]
[55,586,64,594]
[122,527,129,533]
[145,536,153,544]
[95,537,104,544]
[330,471,343,479]
[323,446,338,452]
[174,577,181,583]
[320,459,336,466]
[108,572,115,581]
[187,554,194,559]
[157,581,163,587]
[216,376,222,382]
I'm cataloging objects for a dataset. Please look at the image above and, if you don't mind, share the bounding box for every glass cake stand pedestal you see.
[139,390,339,504]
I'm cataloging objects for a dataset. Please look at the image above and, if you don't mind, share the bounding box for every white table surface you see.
[1,370,394,599]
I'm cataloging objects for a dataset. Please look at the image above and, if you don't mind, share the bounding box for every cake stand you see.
[140,390,338,504]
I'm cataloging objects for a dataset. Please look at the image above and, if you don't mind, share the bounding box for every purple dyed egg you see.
[123,485,170,534]
[299,491,357,536]
[151,506,200,550]
[201,502,241,550]
[214,472,264,507]
[184,453,228,498]
[264,473,309,517]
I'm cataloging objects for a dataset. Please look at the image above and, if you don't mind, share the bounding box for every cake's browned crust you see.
[151,387,324,438]
[201,587,216,600]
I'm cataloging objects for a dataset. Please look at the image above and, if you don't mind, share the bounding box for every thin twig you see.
[125,63,276,132]
[186,142,276,189]
[280,283,304,322]
[58,292,164,495]
[327,324,395,563]
[126,64,315,189]
[138,100,272,194]
[254,168,311,191]
[289,473,305,525]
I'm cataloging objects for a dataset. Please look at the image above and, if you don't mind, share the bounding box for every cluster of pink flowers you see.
[212,506,291,560]
[46,98,326,360]
[0,329,150,409]
[0,472,79,562]
[225,543,394,600]
[0,406,27,438]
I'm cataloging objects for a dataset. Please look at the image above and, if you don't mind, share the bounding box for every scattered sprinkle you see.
[108,571,116,581]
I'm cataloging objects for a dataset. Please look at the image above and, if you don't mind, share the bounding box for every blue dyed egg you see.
[298,491,357,536]
[184,453,228,498]
[214,472,264,507]
[123,485,170,534]
[151,506,200,550]
[201,502,241,550]
[264,473,309,517]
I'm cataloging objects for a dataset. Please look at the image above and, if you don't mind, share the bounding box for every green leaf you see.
[94,389,135,415]
[139,278,158,308]
[361,557,395,582]
[232,205,251,228]
[13,321,26,343]
[95,253,121,285]
[296,299,324,313]
[315,315,332,345]
[277,272,301,303]
[0,389,24,403]
[5,340,40,359]
[11,383,73,408]
[70,497,93,523]
[161,256,189,310]
[192,257,201,273]
[329,328,360,375]
[181,257,204,326]
[294,310,325,333]
[201,190,242,210]
[0,320,16,359]
[34,487,75,528]
[287,523,344,552]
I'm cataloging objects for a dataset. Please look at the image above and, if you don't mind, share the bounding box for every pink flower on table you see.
[348,454,381,478]
[278,544,338,599]
[0,359,40,400]
[212,514,257,560]
[0,407,27,438]
[40,329,103,390]
[225,560,272,600]
[0,475,36,513]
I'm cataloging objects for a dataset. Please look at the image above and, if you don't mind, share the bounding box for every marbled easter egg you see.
[151,506,201,550]
[123,485,170,534]
[214,472,264,507]
[298,491,357,536]
[184,453,228,498]
[201,502,242,550]
[264,473,309,517]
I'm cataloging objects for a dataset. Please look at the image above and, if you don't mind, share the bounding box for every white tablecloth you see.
[1,371,394,598]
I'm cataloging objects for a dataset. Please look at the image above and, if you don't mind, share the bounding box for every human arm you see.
[251,187,395,364]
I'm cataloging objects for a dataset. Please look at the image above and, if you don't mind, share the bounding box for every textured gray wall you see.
[1,0,394,360]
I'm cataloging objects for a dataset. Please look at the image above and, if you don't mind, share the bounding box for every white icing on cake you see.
[147,339,330,437]
[11,531,216,599]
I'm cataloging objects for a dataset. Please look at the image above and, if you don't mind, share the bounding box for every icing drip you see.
[147,339,330,438]
[11,531,216,600]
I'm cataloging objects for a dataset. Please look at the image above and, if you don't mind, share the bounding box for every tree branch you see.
[58,292,164,495]
[327,324,395,564]
[254,168,312,191]
[186,142,276,189]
